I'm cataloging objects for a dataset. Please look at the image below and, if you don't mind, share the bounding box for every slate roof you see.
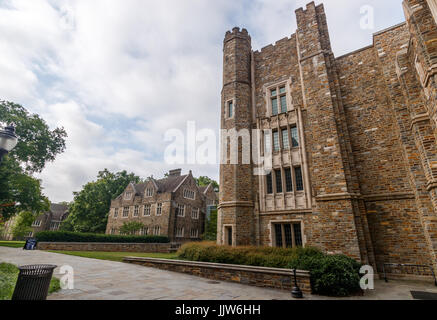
[132,174,189,195]
[50,203,69,221]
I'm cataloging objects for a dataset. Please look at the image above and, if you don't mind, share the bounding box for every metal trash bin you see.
[12,264,57,300]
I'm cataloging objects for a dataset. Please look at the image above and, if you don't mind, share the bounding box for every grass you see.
[0,241,25,248]
[0,262,61,300]
[47,250,179,262]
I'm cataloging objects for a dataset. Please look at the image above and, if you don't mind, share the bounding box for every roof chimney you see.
[168,169,182,177]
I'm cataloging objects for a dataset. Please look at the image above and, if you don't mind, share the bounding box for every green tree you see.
[204,208,217,241]
[119,221,144,235]
[0,101,67,173]
[62,169,141,233]
[11,211,35,239]
[195,176,219,190]
[0,101,66,221]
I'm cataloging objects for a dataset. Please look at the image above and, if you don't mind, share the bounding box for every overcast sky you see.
[0,0,405,203]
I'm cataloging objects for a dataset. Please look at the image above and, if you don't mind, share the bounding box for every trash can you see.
[12,264,57,300]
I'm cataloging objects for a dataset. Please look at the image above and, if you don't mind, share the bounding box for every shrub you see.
[177,242,323,269]
[177,242,363,297]
[289,253,362,297]
[35,231,169,243]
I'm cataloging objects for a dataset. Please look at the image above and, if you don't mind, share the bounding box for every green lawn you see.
[0,262,60,300]
[0,241,25,248]
[47,250,179,262]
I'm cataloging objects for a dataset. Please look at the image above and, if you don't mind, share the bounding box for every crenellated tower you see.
[217,27,256,246]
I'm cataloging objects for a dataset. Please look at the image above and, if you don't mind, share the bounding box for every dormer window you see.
[183,189,195,200]
[146,188,154,197]
[124,191,133,200]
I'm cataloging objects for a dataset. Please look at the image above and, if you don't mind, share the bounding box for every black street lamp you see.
[0,124,18,163]
[291,269,303,299]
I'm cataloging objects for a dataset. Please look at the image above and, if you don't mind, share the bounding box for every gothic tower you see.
[217,27,256,246]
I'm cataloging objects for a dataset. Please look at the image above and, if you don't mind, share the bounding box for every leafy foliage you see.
[35,231,169,243]
[203,208,217,241]
[11,211,36,239]
[0,101,65,221]
[0,157,50,221]
[119,221,145,235]
[177,243,363,297]
[61,169,140,233]
[0,101,67,173]
[195,176,219,190]
[288,252,362,297]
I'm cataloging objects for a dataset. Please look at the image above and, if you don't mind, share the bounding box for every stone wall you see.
[123,257,312,294]
[37,242,173,253]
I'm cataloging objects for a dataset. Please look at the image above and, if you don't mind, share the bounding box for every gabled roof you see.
[127,174,189,196]
[49,203,68,221]
[198,183,213,194]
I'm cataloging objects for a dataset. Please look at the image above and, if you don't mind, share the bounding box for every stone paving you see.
[1,247,437,300]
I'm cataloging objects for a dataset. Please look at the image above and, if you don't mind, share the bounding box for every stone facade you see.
[218,0,437,276]
[105,169,217,243]
[1,203,69,240]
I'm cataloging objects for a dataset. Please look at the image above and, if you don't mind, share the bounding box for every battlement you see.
[254,34,296,55]
[295,1,318,14]
[224,26,251,43]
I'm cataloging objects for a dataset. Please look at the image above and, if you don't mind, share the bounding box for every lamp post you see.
[291,269,303,299]
[0,124,18,163]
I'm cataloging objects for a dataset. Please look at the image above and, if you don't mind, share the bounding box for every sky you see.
[0,0,405,203]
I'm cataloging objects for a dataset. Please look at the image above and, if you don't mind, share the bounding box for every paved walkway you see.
[1,247,437,300]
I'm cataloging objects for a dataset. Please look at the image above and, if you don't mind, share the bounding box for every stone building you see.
[1,203,69,240]
[105,169,218,242]
[218,0,437,276]
[30,203,69,237]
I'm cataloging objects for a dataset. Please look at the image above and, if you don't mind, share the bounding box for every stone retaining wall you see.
[37,242,173,253]
[123,257,312,294]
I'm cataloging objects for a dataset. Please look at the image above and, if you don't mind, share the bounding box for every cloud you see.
[0,0,405,202]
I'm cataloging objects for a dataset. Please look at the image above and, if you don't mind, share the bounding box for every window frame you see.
[284,168,293,193]
[143,204,151,217]
[145,188,154,197]
[267,83,289,116]
[190,228,199,239]
[191,208,200,220]
[176,227,184,238]
[226,99,235,119]
[133,205,140,217]
[177,204,185,217]
[156,203,162,216]
[281,128,290,150]
[272,221,304,248]
[294,166,304,192]
[291,125,299,148]
[275,169,283,194]
[122,206,130,218]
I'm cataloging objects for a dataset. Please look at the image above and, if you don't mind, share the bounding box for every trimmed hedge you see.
[35,231,169,244]
[177,242,362,297]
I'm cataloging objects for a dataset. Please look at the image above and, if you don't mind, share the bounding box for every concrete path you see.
[1,247,437,300]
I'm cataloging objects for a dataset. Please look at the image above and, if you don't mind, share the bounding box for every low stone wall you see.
[37,242,173,253]
[123,257,312,294]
